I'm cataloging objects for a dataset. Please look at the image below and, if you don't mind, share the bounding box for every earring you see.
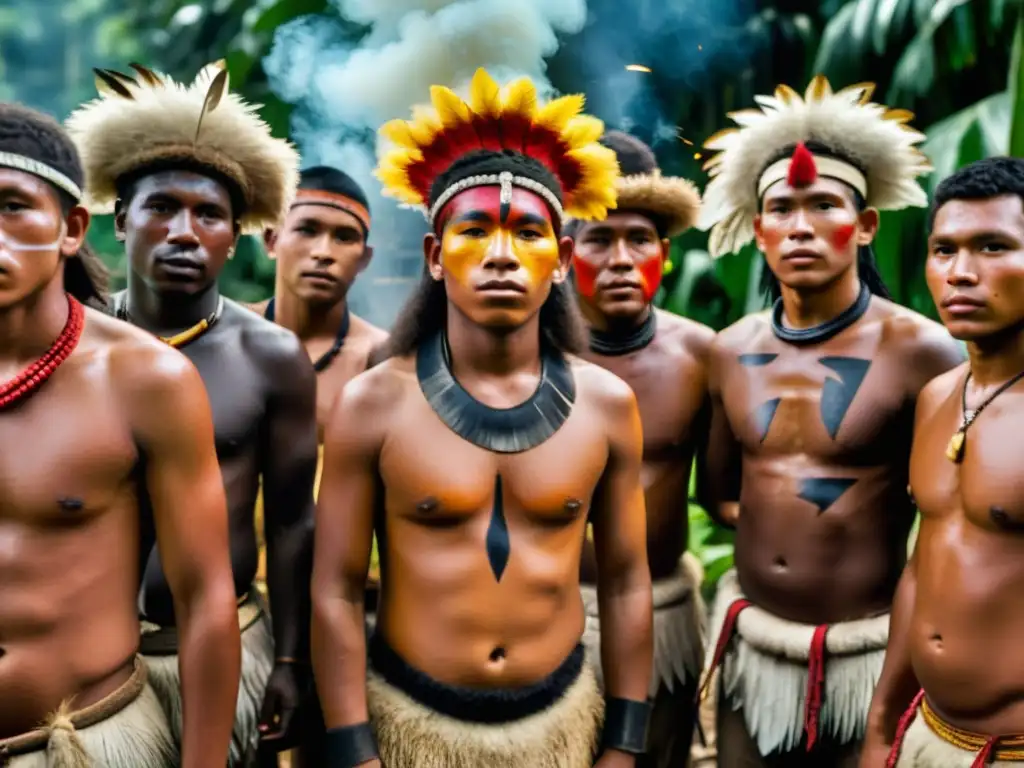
[663,259,674,275]
[227,247,236,259]
[552,269,562,280]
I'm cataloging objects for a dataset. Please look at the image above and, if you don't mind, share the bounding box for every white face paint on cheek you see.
[0,222,66,252]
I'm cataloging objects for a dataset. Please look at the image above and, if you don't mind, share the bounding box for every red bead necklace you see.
[0,293,85,411]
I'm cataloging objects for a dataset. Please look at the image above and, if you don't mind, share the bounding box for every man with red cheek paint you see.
[695,77,964,768]
[312,69,654,768]
[864,158,1024,767]
[567,130,713,768]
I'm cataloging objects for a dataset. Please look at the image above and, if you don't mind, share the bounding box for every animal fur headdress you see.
[65,61,299,234]
[698,75,932,258]
[375,68,620,230]
[594,130,700,237]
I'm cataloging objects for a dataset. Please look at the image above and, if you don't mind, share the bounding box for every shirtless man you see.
[254,165,388,439]
[311,69,653,768]
[862,156,1024,767]
[569,129,710,767]
[66,61,317,765]
[696,77,964,766]
[0,103,239,766]
[252,165,388,765]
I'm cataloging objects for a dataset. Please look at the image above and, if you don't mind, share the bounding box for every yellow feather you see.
[430,86,472,128]
[883,108,915,124]
[407,105,442,146]
[501,78,538,121]
[805,74,832,102]
[560,115,604,150]
[533,94,584,133]
[379,119,419,149]
[837,81,877,104]
[774,84,801,105]
[468,68,501,117]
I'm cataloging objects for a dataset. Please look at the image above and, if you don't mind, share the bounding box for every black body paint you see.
[819,357,871,439]
[738,353,779,367]
[486,474,511,581]
[754,398,782,443]
[798,477,857,513]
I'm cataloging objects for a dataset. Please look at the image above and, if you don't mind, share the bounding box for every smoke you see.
[263,0,588,327]
[557,0,754,149]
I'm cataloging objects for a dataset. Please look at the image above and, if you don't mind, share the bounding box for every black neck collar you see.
[589,310,657,356]
[265,297,350,372]
[416,331,576,453]
[771,282,871,346]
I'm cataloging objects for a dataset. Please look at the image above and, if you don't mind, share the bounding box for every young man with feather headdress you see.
[0,103,240,767]
[566,129,712,767]
[311,69,654,768]
[65,62,319,767]
[696,77,964,766]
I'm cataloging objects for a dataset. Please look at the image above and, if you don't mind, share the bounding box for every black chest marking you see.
[738,353,779,367]
[486,474,511,581]
[754,398,782,443]
[798,477,857,514]
[819,356,871,439]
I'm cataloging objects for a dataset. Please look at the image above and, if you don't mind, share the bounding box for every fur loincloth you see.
[890,693,1024,767]
[0,656,177,767]
[707,568,889,755]
[365,636,603,768]
[140,589,274,767]
[582,551,706,697]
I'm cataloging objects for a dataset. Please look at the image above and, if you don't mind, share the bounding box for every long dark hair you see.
[65,242,110,309]
[759,141,892,303]
[384,269,587,359]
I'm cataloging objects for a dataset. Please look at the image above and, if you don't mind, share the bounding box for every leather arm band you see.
[601,697,652,755]
[325,722,379,767]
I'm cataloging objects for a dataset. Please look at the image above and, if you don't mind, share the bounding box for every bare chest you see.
[0,371,137,525]
[315,349,367,434]
[180,335,267,459]
[722,342,909,460]
[380,399,608,528]
[913,394,1024,534]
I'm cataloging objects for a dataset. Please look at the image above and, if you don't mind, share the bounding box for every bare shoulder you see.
[918,362,967,416]
[873,298,965,388]
[653,308,715,362]
[228,299,307,366]
[90,308,208,417]
[348,312,390,364]
[328,354,414,430]
[712,310,770,356]
[569,355,639,420]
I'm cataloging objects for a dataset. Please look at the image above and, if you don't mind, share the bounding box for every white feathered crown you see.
[698,76,933,258]
[66,61,299,234]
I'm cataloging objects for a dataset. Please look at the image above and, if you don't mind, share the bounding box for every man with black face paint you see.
[695,77,964,767]
[67,61,318,766]
[864,156,1024,768]
[568,130,711,768]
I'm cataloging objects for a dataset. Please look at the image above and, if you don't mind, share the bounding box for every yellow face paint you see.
[438,186,560,291]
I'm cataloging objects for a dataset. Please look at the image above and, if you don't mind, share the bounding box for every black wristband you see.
[325,722,379,767]
[601,697,652,755]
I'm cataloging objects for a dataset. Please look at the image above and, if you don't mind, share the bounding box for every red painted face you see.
[755,176,864,293]
[571,211,664,319]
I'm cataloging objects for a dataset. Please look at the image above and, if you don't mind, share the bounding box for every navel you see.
[772,556,788,571]
[489,646,506,663]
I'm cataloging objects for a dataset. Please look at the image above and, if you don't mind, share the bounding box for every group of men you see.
[0,55,1022,768]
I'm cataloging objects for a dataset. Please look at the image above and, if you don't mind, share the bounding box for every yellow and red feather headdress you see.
[375,68,620,227]
[698,75,933,258]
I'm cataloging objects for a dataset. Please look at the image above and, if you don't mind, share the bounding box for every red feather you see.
[523,124,563,176]
[787,141,818,188]
[472,115,504,152]
[499,114,531,154]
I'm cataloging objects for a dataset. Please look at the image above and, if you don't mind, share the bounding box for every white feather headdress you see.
[65,61,299,234]
[698,75,933,258]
